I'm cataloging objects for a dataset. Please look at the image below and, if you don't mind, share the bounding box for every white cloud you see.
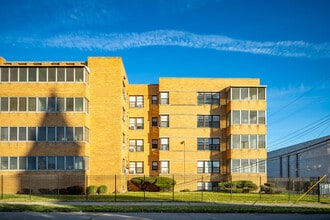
[11,30,330,59]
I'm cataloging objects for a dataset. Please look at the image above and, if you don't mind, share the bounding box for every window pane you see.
[75,157,84,170]
[250,135,257,149]
[161,161,169,173]
[66,98,74,111]
[19,68,27,82]
[232,135,240,149]
[75,98,83,112]
[19,127,26,141]
[38,97,46,112]
[48,127,55,141]
[241,111,248,124]
[152,139,158,148]
[258,135,266,148]
[59,128,68,141]
[232,159,240,173]
[10,97,18,111]
[57,98,65,112]
[250,111,257,124]
[48,68,56,82]
[1,157,9,170]
[38,68,47,82]
[28,127,36,141]
[10,127,17,141]
[28,68,37,82]
[74,127,83,141]
[1,127,8,141]
[0,97,8,111]
[241,88,248,100]
[19,157,26,170]
[28,97,36,111]
[232,111,240,124]
[57,156,64,170]
[152,95,158,104]
[48,97,56,112]
[67,127,73,141]
[66,68,74,82]
[48,156,56,170]
[1,67,9,82]
[241,135,249,149]
[258,88,265,100]
[57,68,65,81]
[10,67,18,82]
[28,157,36,170]
[38,127,46,141]
[258,160,266,173]
[242,159,249,173]
[75,68,84,82]
[18,97,27,111]
[160,92,169,104]
[38,156,47,170]
[250,88,257,100]
[66,156,74,170]
[258,111,266,124]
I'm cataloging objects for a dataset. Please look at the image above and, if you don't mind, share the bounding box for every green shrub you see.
[129,176,176,192]
[260,182,281,194]
[97,185,108,194]
[87,185,98,195]
[219,180,257,193]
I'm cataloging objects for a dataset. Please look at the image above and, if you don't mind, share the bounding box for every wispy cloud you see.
[9,30,330,59]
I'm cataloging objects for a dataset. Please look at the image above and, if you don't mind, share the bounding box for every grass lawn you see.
[0,191,329,213]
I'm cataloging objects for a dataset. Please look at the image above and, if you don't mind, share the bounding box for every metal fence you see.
[0,174,329,203]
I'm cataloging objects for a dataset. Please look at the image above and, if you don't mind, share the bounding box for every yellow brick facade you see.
[0,56,267,193]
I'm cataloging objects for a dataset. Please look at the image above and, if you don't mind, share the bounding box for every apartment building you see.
[0,56,267,193]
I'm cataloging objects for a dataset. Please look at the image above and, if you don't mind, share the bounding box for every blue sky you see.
[0,0,329,151]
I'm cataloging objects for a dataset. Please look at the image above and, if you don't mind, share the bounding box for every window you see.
[19,157,26,170]
[231,110,266,125]
[57,156,65,170]
[10,97,17,111]
[28,157,36,170]
[48,97,56,112]
[48,68,56,82]
[57,68,65,81]
[1,67,9,82]
[152,95,158,104]
[28,68,37,82]
[230,87,266,101]
[152,117,158,126]
[38,97,46,112]
[10,68,18,82]
[231,159,266,173]
[160,138,169,150]
[75,127,83,141]
[197,182,219,191]
[197,92,220,105]
[38,68,47,82]
[152,161,158,171]
[129,161,144,174]
[75,157,85,170]
[57,127,65,141]
[129,118,144,130]
[75,98,83,112]
[0,157,9,170]
[197,161,220,173]
[152,139,158,149]
[48,156,56,170]
[129,96,144,108]
[258,88,266,100]
[19,68,27,82]
[230,135,266,149]
[67,127,74,141]
[38,156,47,170]
[160,161,169,173]
[129,139,144,152]
[10,157,17,170]
[19,97,27,111]
[66,156,74,170]
[10,127,17,141]
[159,115,169,127]
[66,98,74,111]
[66,68,74,82]
[19,127,26,141]
[48,127,55,141]
[28,127,36,141]
[197,115,220,128]
[197,138,220,150]
[28,97,36,111]
[57,98,65,112]
[0,127,8,141]
[0,97,8,111]
[160,92,169,104]
[75,68,84,82]
[38,127,46,141]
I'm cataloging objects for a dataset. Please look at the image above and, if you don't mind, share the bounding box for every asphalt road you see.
[0,212,329,220]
